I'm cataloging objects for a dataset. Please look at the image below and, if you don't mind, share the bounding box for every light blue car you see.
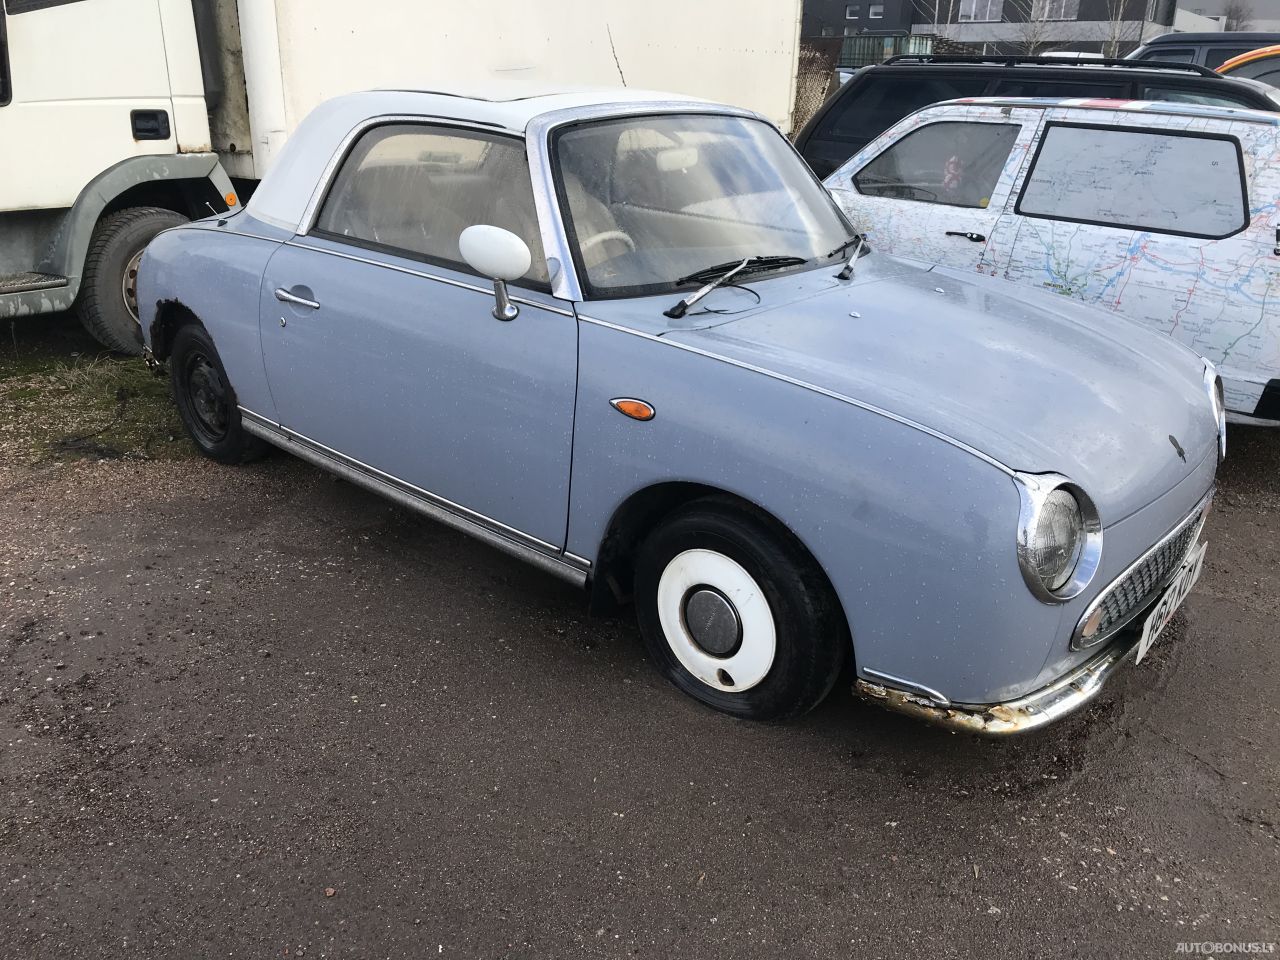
[137,88,1224,735]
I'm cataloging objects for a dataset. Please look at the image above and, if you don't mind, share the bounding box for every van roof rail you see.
[879,55,1221,78]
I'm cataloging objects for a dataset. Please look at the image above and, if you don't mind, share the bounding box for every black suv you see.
[1128,31,1280,69]
[795,55,1280,178]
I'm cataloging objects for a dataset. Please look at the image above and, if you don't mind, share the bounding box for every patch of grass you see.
[1,314,191,465]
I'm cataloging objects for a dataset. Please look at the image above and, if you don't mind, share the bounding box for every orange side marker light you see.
[610,398,656,421]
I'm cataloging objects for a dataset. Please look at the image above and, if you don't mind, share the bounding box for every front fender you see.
[136,215,286,421]
[567,318,1061,706]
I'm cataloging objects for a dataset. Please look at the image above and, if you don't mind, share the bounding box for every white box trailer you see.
[0,0,804,353]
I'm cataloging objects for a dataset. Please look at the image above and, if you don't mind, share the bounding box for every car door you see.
[825,108,1041,274]
[258,121,578,549]
[998,115,1267,413]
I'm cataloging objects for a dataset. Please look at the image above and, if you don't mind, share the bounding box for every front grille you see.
[1077,496,1209,647]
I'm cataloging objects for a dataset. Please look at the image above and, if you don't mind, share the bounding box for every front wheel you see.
[634,499,847,720]
[169,323,266,464]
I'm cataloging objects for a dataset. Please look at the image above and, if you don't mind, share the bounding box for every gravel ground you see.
[1,327,1277,958]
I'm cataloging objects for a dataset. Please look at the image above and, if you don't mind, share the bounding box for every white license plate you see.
[1135,540,1208,664]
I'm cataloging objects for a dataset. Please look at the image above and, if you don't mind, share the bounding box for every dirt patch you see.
[0,315,191,466]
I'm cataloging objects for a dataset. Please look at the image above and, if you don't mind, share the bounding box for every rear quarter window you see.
[1206,47,1261,70]
[1139,84,1258,109]
[1136,47,1196,62]
[1016,123,1249,239]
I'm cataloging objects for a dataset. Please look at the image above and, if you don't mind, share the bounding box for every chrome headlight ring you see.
[1013,472,1104,604]
[1202,359,1226,462]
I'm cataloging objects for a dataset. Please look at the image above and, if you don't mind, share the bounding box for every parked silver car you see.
[138,88,1223,734]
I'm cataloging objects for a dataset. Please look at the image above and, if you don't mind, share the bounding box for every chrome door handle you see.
[274,288,320,309]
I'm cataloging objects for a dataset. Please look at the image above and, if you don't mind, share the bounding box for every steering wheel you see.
[579,230,636,257]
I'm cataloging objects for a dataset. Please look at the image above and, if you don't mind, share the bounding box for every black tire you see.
[169,323,267,465]
[76,206,188,355]
[634,498,848,721]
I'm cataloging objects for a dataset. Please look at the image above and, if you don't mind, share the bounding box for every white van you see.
[825,97,1280,424]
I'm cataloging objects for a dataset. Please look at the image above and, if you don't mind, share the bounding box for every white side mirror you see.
[459,225,532,321]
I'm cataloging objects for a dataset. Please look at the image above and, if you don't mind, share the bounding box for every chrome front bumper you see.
[854,629,1143,736]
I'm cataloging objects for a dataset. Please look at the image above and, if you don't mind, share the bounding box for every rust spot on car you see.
[855,681,1037,737]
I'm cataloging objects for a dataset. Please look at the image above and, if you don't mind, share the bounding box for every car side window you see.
[989,79,1124,99]
[315,123,549,286]
[1139,84,1255,109]
[854,121,1019,209]
[815,75,991,144]
[1017,123,1248,238]
[1233,60,1280,87]
[1206,47,1258,70]
[1138,47,1195,62]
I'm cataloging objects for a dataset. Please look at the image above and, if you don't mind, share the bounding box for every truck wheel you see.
[170,323,267,464]
[76,206,188,355]
[634,499,848,721]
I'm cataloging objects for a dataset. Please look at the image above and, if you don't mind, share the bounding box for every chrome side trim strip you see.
[279,240,575,317]
[861,668,950,707]
[238,410,588,588]
[576,314,1016,477]
[562,551,593,569]
[1070,487,1213,650]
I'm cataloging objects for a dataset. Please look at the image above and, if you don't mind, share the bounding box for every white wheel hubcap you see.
[656,549,776,693]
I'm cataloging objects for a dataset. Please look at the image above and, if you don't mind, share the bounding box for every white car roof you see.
[247,87,722,229]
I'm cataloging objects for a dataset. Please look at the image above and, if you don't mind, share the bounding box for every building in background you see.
[1181,0,1280,29]
[803,0,914,36]
[802,0,1280,55]
[908,0,1181,55]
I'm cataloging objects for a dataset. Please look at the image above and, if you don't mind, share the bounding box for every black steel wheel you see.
[169,323,266,464]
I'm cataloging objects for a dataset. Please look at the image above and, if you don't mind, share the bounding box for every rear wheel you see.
[169,323,266,464]
[634,499,847,720]
[77,206,188,355]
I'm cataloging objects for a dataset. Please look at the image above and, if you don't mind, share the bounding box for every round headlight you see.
[1014,473,1103,603]
[1031,488,1084,591]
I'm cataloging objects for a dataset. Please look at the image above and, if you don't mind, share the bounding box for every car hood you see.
[583,255,1217,523]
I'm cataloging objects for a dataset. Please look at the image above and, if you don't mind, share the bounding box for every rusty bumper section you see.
[854,635,1137,736]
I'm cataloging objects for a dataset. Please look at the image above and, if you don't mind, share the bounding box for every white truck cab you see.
[1,0,807,354]
[0,0,238,352]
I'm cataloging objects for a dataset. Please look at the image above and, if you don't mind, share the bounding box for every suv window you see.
[855,121,1018,208]
[1206,47,1259,70]
[815,75,990,144]
[989,79,1125,98]
[1017,123,1248,238]
[1233,59,1280,87]
[315,123,548,285]
[1138,84,1256,108]
[1136,47,1195,62]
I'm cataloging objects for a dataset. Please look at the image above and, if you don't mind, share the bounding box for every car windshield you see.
[552,113,853,298]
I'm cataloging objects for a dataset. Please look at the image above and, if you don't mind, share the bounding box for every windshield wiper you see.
[664,255,808,319]
[830,234,868,281]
